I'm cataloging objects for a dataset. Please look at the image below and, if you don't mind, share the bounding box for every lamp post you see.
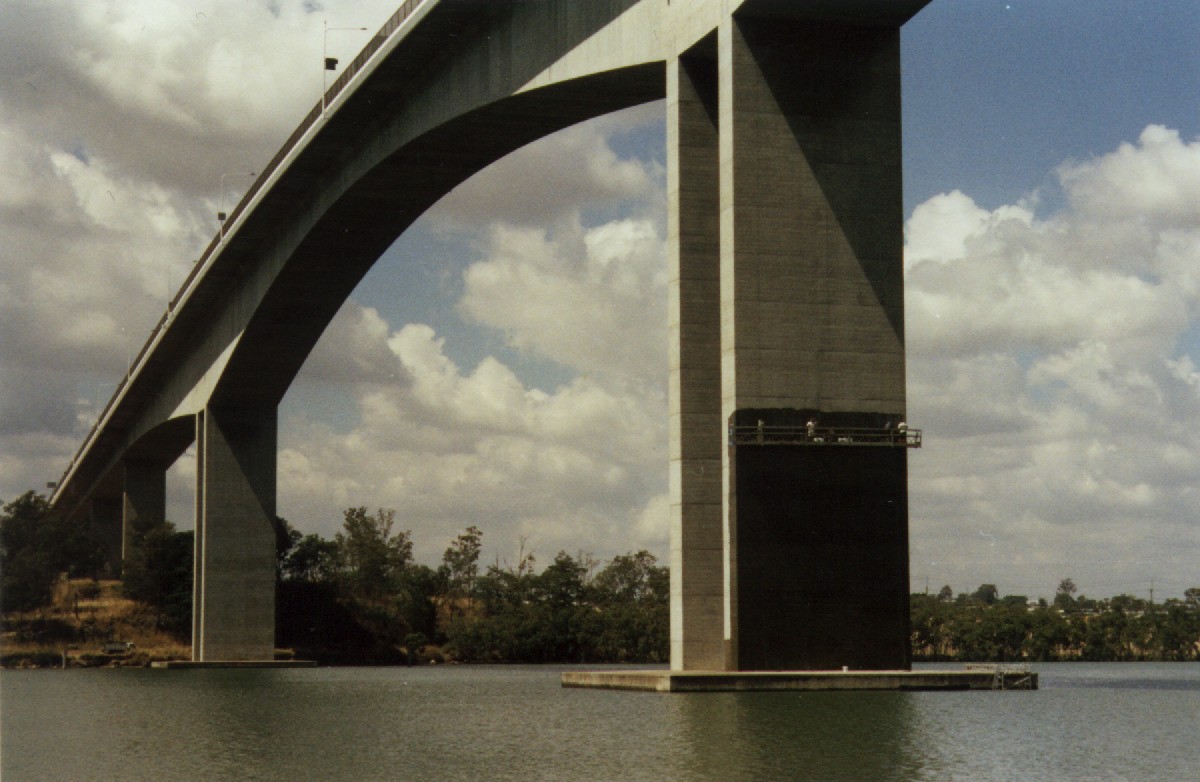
[323,21,368,113]
[218,171,256,239]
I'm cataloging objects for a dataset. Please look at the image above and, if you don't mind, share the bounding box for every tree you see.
[592,550,669,662]
[1184,587,1200,608]
[122,522,194,636]
[273,516,302,581]
[441,525,482,599]
[937,584,954,602]
[972,583,999,606]
[335,507,412,601]
[282,533,341,583]
[1054,577,1078,612]
[1,491,105,613]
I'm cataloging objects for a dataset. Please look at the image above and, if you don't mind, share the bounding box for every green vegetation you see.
[274,512,669,664]
[1,492,106,614]
[912,584,1200,662]
[3,490,1197,665]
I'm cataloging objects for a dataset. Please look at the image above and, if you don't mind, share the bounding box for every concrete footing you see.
[562,668,1037,692]
[151,660,317,670]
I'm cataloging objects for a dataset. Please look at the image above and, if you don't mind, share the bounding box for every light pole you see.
[323,20,368,113]
[218,171,256,239]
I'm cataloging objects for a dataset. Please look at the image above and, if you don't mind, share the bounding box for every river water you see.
[2,663,1196,781]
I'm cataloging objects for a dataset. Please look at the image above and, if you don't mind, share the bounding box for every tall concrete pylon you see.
[192,407,278,661]
[670,10,915,671]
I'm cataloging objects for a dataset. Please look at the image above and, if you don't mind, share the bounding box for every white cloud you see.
[430,103,664,229]
[458,217,667,385]
[0,0,399,499]
[906,125,1200,597]
[279,315,667,563]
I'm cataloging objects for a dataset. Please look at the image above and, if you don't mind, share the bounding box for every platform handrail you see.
[728,424,921,447]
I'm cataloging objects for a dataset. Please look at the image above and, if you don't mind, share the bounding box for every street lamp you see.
[323,21,368,113]
[218,171,256,239]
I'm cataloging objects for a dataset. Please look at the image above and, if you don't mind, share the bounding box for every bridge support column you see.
[122,460,166,572]
[668,41,726,672]
[89,497,123,578]
[717,14,910,670]
[192,406,277,662]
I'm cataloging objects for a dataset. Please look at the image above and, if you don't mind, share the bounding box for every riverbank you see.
[1,577,190,669]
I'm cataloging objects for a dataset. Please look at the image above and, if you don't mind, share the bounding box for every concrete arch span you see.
[214,65,665,410]
[52,0,931,667]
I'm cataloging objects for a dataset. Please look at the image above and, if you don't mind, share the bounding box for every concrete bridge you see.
[50,0,929,669]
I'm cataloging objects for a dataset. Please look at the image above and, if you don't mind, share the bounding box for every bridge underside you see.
[59,0,926,669]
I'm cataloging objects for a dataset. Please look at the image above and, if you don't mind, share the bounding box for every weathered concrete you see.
[668,38,725,673]
[88,497,122,577]
[562,668,1038,693]
[152,660,317,670]
[122,460,166,568]
[49,0,932,666]
[192,407,277,662]
[716,13,912,670]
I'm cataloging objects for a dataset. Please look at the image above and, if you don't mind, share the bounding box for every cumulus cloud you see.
[906,125,1200,598]
[430,103,664,229]
[0,0,399,500]
[459,217,667,385]
[279,315,668,563]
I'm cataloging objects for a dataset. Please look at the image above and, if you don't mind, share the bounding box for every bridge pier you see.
[670,10,912,673]
[192,406,277,662]
[668,40,725,672]
[122,460,167,572]
[88,497,123,578]
[715,14,910,670]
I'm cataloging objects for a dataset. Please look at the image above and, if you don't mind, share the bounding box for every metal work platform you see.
[728,423,921,447]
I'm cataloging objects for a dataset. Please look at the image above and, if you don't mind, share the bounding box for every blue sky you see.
[1,0,1196,599]
[903,0,1199,213]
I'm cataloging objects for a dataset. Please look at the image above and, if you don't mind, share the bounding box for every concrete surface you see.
[562,668,1039,692]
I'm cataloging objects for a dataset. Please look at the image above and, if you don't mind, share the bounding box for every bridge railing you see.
[54,0,432,504]
[728,424,921,448]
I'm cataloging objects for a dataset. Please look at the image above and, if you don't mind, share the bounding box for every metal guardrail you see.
[52,0,432,504]
[965,663,1035,690]
[729,424,921,447]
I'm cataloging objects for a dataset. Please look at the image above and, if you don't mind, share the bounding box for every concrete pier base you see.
[562,668,1037,692]
[151,660,317,670]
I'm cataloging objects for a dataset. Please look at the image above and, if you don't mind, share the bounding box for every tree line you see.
[3,490,1196,663]
[0,492,668,664]
[912,581,1200,662]
[272,508,668,664]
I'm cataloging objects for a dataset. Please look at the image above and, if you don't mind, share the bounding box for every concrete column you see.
[122,460,166,568]
[718,15,910,670]
[89,497,122,578]
[192,406,277,661]
[668,39,725,672]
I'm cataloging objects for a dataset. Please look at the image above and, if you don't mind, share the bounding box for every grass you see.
[1,577,190,667]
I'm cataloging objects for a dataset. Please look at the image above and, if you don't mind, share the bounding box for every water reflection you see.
[4,664,1198,781]
[666,690,922,781]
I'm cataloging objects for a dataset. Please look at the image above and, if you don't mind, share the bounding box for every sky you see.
[1,0,1197,601]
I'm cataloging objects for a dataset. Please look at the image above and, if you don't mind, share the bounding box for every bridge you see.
[51,0,929,668]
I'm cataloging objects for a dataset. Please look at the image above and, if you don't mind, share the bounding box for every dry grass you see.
[1,577,191,665]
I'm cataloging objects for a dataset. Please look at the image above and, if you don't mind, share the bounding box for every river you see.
[2,662,1196,780]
